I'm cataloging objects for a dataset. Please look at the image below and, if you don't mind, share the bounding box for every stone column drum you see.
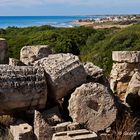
[68,82,117,132]
[0,65,47,114]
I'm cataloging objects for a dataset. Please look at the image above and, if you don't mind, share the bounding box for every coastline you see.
[73,20,133,29]
[73,15,140,29]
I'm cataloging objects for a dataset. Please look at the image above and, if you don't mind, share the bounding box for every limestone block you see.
[67,122,82,131]
[34,107,63,140]
[112,51,140,63]
[34,53,87,100]
[83,62,103,79]
[20,45,52,65]
[10,123,33,140]
[54,122,71,132]
[52,129,98,140]
[0,65,47,114]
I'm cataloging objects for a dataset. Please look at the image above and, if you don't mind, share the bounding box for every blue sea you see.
[0,16,105,28]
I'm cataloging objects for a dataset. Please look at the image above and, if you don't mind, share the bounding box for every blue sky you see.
[0,0,140,16]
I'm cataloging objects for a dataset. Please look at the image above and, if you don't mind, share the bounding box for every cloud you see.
[0,0,103,6]
[0,0,44,6]
[0,0,139,7]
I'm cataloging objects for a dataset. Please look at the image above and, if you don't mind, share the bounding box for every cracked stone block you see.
[0,65,47,114]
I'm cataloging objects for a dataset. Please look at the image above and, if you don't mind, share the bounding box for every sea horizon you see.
[0,15,118,28]
[0,14,139,29]
[0,15,104,28]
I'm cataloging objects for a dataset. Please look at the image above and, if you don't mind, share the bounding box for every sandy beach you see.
[73,20,133,29]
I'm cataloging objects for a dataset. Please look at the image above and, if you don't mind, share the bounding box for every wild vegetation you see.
[0,24,140,74]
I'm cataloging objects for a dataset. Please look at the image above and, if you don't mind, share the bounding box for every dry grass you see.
[0,115,15,126]
[101,112,139,140]
[0,115,15,140]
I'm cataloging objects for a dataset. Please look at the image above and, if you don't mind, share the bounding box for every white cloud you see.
[0,0,98,6]
[0,0,44,6]
[0,0,139,7]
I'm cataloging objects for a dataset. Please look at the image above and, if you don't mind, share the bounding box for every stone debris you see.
[54,122,71,132]
[0,39,139,140]
[110,51,140,100]
[0,38,9,64]
[10,122,33,140]
[9,58,26,66]
[112,51,140,63]
[34,107,63,140]
[34,53,87,101]
[67,122,82,131]
[52,129,98,140]
[0,65,47,114]
[68,82,117,132]
[20,45,52,65]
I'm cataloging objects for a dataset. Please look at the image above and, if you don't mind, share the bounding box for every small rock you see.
[10,122,33,140]
[54,122,71,132]
[9,58,26,66]
[67,122,82,131]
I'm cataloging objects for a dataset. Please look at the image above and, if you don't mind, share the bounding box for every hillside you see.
[0,24,140,74]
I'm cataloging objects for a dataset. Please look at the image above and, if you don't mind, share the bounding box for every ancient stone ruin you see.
[68,82,117,132]
[34,54,87,101]
[0,65,48,114]
[0,39,140,140]
[110,51,140,100]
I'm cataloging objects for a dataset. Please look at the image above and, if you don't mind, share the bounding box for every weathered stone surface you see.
[10,122,33,140]
[34,53,87,100]
[20,45,52,65]
[54,122,71,132]
[0,65,47,114]
[0,38,9,64]
[110,62,138,100]
[34,107,63,140]
[83,62,103,79]
[68,82,117,132]
[125,71,140,110]
[67,122,82,131]
[83,62,109,86]
[52,129,98,140]
[9,58,26,66]
[112,51,140,63]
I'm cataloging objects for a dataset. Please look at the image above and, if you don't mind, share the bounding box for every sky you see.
[0,0,140,16]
